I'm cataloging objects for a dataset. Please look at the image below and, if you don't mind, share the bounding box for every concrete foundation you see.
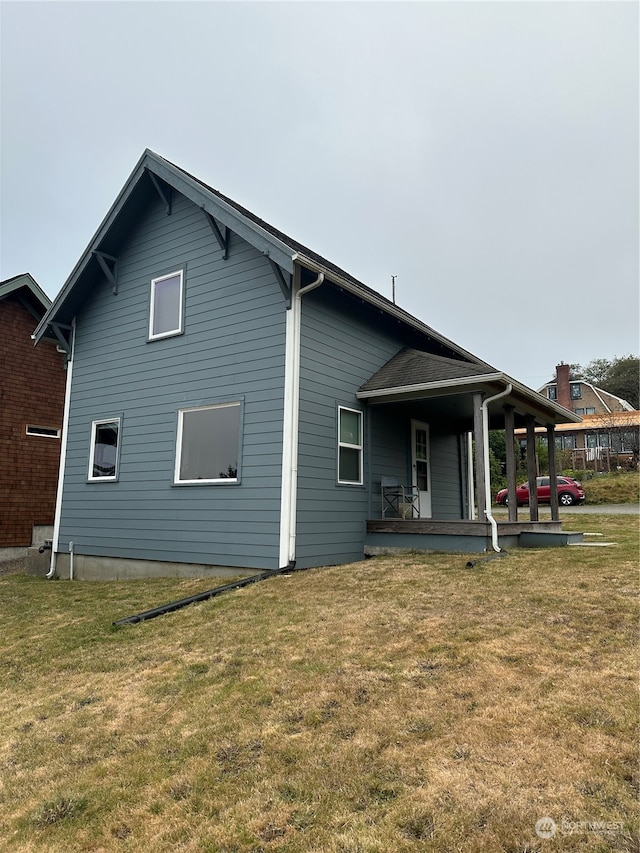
[50,552,259,581]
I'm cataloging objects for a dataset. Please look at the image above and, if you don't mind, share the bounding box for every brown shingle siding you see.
[0,294,66,546]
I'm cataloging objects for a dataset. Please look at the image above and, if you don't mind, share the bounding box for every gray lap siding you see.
[295,288,403,567]
[296,287,467,567]
[58,193,287,570]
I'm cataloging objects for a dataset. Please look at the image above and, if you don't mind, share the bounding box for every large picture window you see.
[175,403,241,484]
[338,406,363,484]
[149,270,184,340]
[88,418,120,481]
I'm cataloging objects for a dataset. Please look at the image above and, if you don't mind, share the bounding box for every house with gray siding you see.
[34,151,581,580]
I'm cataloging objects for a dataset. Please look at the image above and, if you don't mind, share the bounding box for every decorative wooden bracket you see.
[203,211,230,259]
[268,259,292,309]
[93,251,119,294]
[146,169,172,214]
[50,322,72,353]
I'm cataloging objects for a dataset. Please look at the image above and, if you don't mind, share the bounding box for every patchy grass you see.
[0,515,638,852]
[582,471,640,505]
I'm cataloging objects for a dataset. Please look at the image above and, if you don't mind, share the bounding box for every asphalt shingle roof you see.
[358,348,496,393]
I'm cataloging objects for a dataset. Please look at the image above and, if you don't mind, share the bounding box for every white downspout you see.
[47,319,75,579]
[481,383,512,552]
[279,272,324,567]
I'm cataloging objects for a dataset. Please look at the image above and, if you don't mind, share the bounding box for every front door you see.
[411,420,432,518]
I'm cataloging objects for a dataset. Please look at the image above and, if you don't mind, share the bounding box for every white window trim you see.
[149,269,184,340]
[88,417,121,482]
[174,402,241,485]
[26,425,61,438]
[337,406,363,485]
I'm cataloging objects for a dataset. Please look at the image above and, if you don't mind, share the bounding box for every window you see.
[175,403,240,484]
[89,419,120,481]
[555,434,576,450]
[26,425,60,438]
[585,407,595,415]
[149,270,184,340]
[548,385,557,401]
[338,407,363,484]
[574,408,585,416]
[570,383,582,400]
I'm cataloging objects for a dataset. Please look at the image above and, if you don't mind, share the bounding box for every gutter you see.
[357,372,581,424]
[292,252,488,369]
[279,270,325,568]
[481,383,512,552]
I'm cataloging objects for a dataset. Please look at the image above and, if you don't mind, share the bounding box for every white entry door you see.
[411,420,432,518]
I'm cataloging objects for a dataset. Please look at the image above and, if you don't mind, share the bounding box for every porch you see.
[357,349,586,554]
[365,517,583,555]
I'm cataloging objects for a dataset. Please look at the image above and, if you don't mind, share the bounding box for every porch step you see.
[518,531,583,547]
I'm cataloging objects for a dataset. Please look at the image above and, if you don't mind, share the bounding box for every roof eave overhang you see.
[357,372,582,425]
[293,252,491,368]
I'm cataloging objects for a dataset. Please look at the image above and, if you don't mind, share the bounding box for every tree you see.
[581,355,639,409]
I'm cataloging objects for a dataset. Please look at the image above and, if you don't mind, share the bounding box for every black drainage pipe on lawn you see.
[113,562,298,627]
[465,551,509,569]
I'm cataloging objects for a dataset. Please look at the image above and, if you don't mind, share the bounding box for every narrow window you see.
[570,383,582,400]
[89,419,120,481]
[175,403,240,484]
[548,385,557,401]
[338,407,363,484]
[26,425,61,438]
[149,270,183,340]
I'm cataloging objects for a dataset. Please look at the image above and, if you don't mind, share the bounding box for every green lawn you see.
[1,514,638,853]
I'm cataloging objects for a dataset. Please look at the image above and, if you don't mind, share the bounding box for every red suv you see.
[496,476,585,507]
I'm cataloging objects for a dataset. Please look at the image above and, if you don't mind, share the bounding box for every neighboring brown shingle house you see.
[0,274,66,550]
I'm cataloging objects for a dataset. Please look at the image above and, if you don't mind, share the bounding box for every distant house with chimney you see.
[537,362,634,416]
[519,363,639,471]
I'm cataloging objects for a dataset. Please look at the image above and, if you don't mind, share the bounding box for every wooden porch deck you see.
[365,518,582,554]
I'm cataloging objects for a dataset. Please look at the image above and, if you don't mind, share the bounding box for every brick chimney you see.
[556,363,571,409]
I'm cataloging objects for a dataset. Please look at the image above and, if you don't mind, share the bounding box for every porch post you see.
[526,415,539,521]
[504,405,518,522]
[547,423,560,521]
[473,393,487,521]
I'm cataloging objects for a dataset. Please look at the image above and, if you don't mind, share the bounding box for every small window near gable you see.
[570,382,582,400]
[175,403,241,484]
[548,385,557,401]
[338,406,363,485]
[88,418,120,481]
[149,270,184,340]
[26,425,61,438]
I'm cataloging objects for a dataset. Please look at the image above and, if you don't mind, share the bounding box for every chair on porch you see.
[380,476,420,519]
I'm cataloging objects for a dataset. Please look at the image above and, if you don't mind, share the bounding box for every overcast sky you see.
[1,0,638,389]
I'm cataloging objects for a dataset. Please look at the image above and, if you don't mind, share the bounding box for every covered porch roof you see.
[356,349,581,428]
